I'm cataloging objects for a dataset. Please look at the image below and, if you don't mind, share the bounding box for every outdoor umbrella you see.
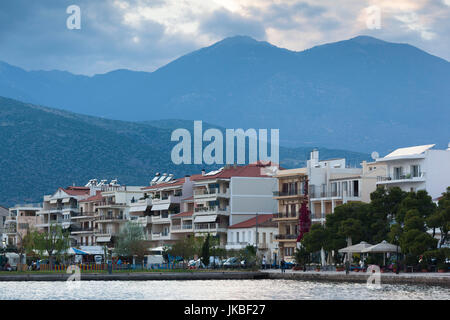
[338,241,373,264]
[361,240,401,266]
[338,241,373,253]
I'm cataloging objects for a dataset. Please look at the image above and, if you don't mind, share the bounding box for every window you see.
[285,247,294,256]
[411,165,420,177]
[394,167,403,179]
[353,180,359,197]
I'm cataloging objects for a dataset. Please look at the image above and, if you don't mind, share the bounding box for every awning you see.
[129,205,148,213]
[69,247,89,255]
[151,203,170,211]
[62,198,71,203]
[50,199,58,204]
[96,236,111,243]
[194,215,217,223]
[79,245,105,255]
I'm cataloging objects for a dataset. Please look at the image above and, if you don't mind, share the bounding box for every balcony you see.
[194,188,230,199]
[377,172,425,184]
[152,195,182,205]
[151,213,172,224]
[273,212,298,220]
[171,224,193,233]
[151,232,171,240]
[275,234,298,241]
[273,190,305,198]
[95,214,125,223]
[194,222,228,233]
[137,216,152,226]
[194,206,230,215]
[71,227,94,234]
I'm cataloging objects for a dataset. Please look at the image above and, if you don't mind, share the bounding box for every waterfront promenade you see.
[0,269,449,287]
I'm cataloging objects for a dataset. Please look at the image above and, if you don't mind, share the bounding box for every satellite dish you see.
[371,151,379,160]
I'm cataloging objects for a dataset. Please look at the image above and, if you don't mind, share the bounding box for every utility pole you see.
[255,212,258,252]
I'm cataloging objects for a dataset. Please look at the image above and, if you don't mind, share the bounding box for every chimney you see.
[201,169,206,176]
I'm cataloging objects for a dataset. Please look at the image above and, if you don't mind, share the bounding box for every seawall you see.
[0,271,449,287]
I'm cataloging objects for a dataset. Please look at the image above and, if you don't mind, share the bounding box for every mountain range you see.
[0,35,448,153]
[0,96,369,207]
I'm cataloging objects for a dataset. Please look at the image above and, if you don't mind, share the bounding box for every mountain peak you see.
[348,35,388,45]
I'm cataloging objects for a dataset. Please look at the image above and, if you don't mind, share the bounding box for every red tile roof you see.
[61,186,90,196]
[171,211,193,218]
[193,162,279,181]
[79,191,103,202]
[229,214,276,229]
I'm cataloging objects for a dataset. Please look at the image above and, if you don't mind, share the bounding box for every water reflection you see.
[0,280,448,300]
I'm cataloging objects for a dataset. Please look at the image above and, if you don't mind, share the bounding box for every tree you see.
[426,187,450,247]
[201,233,211,267]
[239,244,257,268]
[301,224,327,254]
[294,245,310,268]
[32,224,71,267]
[400,229,437,259]
[370,186,406,222]
[114,221,148,266]
[396,190,436,224]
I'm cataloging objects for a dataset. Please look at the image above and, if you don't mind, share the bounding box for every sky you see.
[0,0,449,75]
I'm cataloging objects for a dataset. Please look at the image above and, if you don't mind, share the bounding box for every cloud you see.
[0,0,448,75]
[198,8,266,40]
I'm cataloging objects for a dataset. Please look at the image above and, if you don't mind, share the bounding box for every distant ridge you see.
[0,35,448,153]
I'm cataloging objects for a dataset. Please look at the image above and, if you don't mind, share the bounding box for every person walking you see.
[262,256,266,270]
[281,259,286,273]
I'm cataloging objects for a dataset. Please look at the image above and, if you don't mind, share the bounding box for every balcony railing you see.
[194,223,228,232]
[273,190,305,197]
[377,172,425,182]
[194,206,229,214]
[275,234,298,240]
[171,224,193,231]
[274,212,298,219]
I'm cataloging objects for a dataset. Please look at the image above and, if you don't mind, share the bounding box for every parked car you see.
[188,259,205,269]
[223,257,240,268]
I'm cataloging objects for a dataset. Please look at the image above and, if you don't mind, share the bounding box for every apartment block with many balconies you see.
[375,144,450,199]
[272,168,308,262]
[192,163,279,247]
[139,174,200,247]
[4,203,42,247]
[37,186,91,235]
[94,184,145,247]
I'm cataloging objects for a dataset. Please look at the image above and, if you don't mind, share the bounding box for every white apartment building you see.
[37,186,91,237]
[135,174,200,247]
[192,163,279,247]
[307,149,386,224]
[94,184,145,248]
[0,206,9,247]
[375,144,450,199]
[226,214,278,263]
